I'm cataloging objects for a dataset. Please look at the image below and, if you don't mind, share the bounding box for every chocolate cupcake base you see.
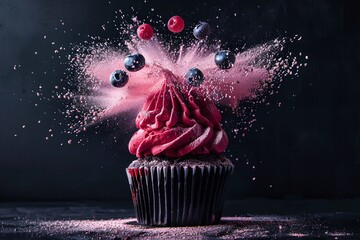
[126,155,234,226]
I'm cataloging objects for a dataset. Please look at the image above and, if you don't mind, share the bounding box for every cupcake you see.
[126,70,234,226]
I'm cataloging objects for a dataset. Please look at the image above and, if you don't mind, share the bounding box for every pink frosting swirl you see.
[128,73,228,158]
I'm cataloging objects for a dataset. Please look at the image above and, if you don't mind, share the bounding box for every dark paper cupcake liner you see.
[126,161,233,226]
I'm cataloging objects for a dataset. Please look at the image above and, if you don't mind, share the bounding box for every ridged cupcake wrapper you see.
[126,164,234,226]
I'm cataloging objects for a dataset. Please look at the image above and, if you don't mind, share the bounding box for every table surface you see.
[1,199,360,239]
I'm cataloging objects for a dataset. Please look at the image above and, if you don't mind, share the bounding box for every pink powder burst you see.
[62,15,304,135]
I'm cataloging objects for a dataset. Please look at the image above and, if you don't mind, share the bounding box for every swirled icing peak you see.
[128,71,228,158]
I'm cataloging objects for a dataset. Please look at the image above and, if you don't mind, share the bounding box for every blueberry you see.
[124,53,145,72]
[193,22,211,40]
[185,68,205,87]
[110,70,129,88]
[214,50,236,69]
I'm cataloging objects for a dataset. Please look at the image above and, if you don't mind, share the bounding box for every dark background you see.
[0,0,359,201]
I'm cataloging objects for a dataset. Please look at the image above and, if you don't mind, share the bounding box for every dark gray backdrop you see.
[0,0,359,201]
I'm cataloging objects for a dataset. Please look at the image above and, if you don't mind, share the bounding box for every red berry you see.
[137,23,154,40]
[167,16,185,33]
